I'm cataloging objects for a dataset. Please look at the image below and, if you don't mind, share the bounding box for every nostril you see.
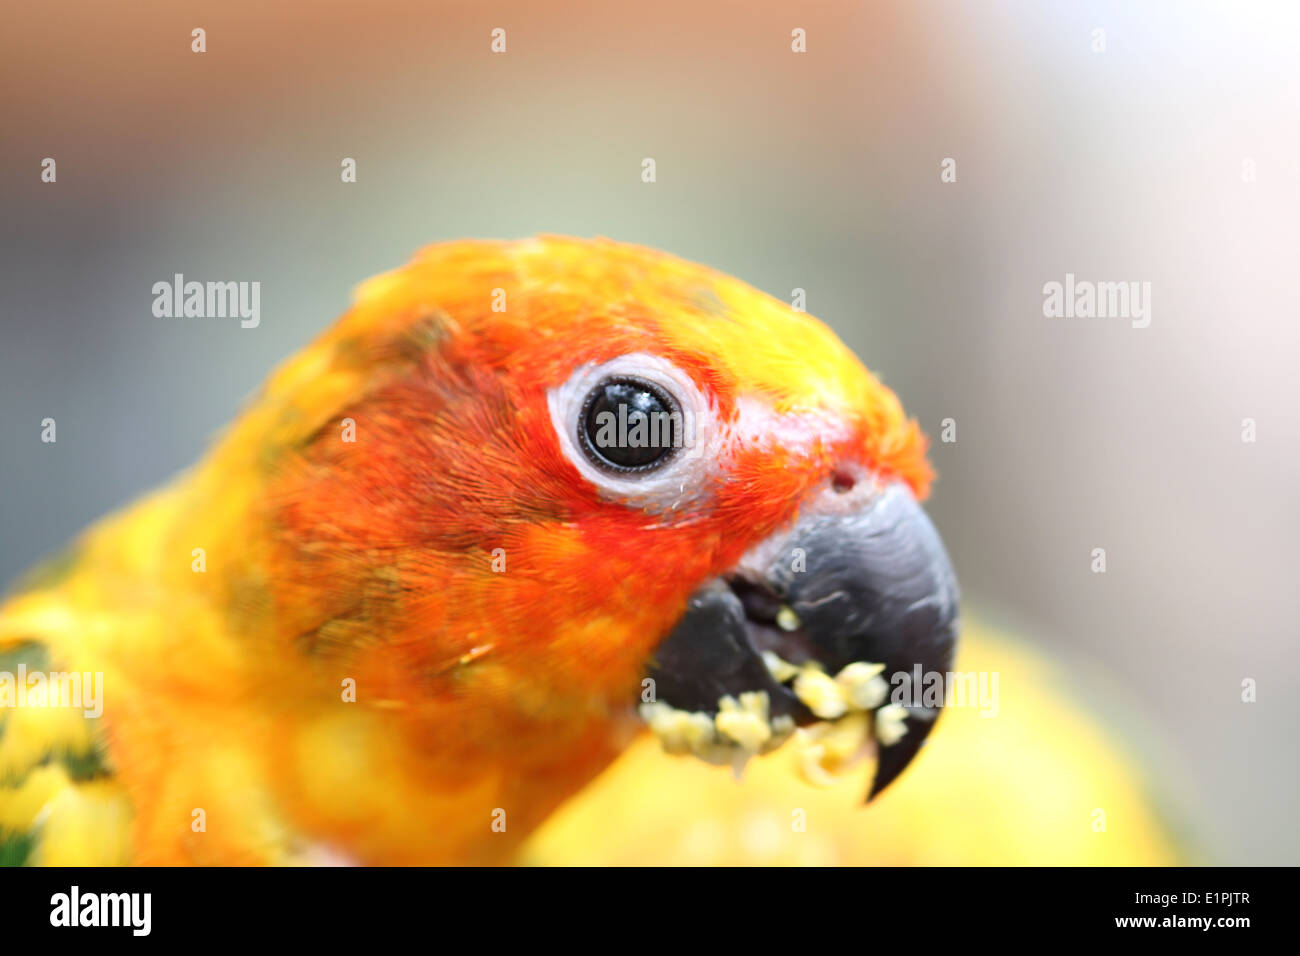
[831,468,856,494]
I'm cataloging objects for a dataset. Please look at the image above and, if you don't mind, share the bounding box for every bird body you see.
[3,237,940,864]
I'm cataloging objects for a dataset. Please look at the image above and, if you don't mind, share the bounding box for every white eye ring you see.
[547,353,724,511]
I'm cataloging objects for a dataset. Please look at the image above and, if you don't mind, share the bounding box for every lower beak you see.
[643,481,960,799]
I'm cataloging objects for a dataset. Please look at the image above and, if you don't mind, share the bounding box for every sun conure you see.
[0,237,957,865]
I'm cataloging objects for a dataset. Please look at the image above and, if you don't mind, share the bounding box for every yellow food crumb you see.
[715,693,772,750]
[793,665,848,719]
[761,650,800,684]
[836,661,888,710]
[642,657,906,786]
[794,712,872,786]
[875,704,909,746]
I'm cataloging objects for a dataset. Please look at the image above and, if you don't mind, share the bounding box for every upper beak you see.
[644,480,960,799]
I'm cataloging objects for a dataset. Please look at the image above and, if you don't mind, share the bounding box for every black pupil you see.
[582,380,679,470]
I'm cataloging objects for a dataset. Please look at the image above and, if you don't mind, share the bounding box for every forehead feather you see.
[358,237,876,411]
[344,237,928,494]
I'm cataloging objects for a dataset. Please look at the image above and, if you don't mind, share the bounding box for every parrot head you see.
[260,236,957,813]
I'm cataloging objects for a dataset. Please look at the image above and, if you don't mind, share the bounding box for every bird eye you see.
[578,377,682,473]
[548,353,718,508]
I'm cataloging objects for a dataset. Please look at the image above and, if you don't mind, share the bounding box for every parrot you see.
[0,236,959,865]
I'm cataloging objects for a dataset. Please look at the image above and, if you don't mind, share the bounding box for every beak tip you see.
[865,710,940,801]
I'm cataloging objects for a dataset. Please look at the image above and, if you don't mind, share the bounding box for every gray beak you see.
[645,482,960,799]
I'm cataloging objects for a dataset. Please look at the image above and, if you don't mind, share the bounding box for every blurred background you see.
[1,1,1296,863]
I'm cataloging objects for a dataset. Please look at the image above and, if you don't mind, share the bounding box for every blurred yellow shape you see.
[522,621,1186,865]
